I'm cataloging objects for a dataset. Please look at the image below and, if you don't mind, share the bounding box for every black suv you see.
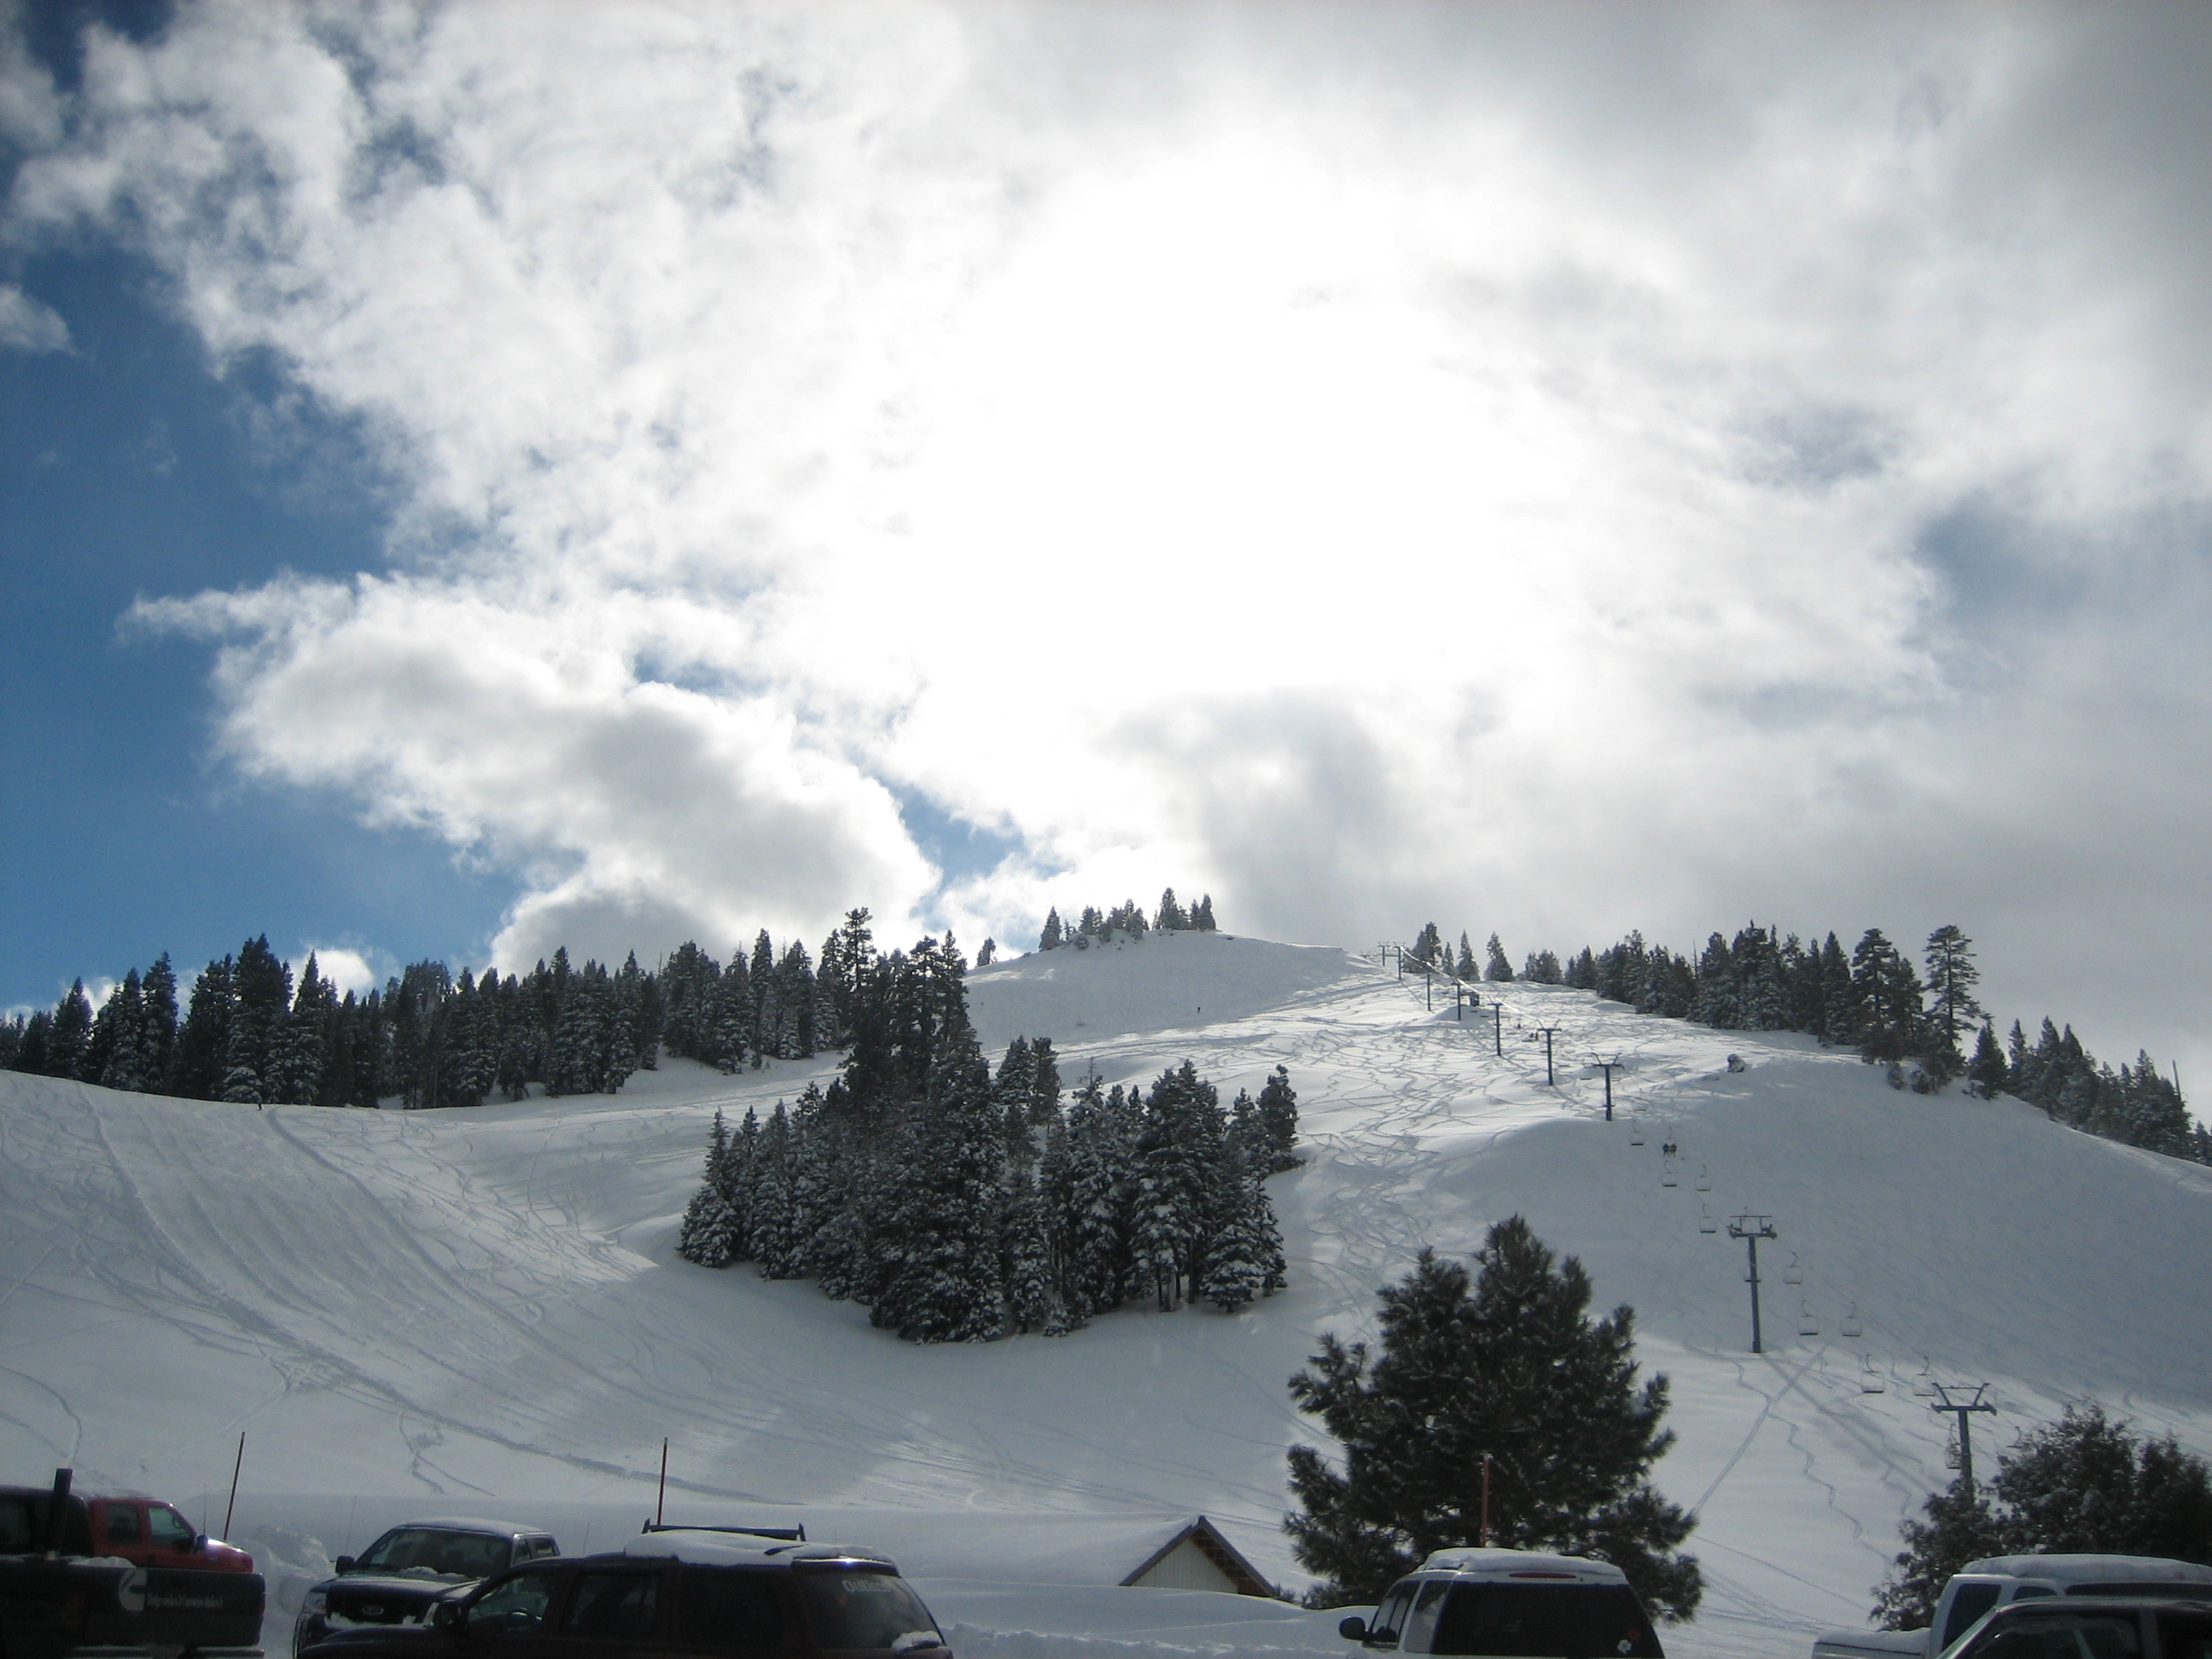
[299,1528,949,1659]
[294,1518,562,1655]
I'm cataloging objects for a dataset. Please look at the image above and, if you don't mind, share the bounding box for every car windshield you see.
[797,1570,942,1652]
[354,1529,512,1580]
[1428,1582,1662,1658]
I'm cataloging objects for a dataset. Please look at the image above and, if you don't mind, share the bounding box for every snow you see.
[4,934,2209,1659]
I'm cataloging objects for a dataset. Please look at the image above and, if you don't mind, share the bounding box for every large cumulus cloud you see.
[10,3,2209,1079]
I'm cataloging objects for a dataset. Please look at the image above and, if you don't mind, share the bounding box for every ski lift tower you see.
[1930,1382,1999,1487]
[1592,1057,1626,1121]
[1726,1214,1779,1353]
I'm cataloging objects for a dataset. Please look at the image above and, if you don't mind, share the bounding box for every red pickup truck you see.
[1,1470,265,1659]
[82,1493,257,1575]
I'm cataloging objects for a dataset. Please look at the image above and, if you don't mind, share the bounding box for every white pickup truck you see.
[1812,1555,2212,1659]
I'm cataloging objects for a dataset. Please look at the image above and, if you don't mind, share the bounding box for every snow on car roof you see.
[387,1518,543,1537]
[1962,1556,2212,1584]
[1414,1548,1628,1584]
[623,1530,897,1572]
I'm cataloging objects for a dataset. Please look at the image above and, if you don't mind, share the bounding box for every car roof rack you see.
[639,1522,806,1542]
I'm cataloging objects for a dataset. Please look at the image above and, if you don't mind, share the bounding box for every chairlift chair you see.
[1911,1357,1937,1397]
[1797,1301,1819,1336]
[1662,1161,1679,1187]
[1783,1253,1804,1286]
[1695,1165,1712,1192]
[1628,1116,1646,1147]
[1860,1355,1885,1394]
[1840,1302,1864,1339]
[1697,1204,1719,1233]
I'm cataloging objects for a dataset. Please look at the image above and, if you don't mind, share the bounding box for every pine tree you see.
[1284,1219,1701,1619]
[1157,888,1188,931]
[1921,926,1982,1060]
[138,953,178,1090]
[1456,933,1476,981]
[1046,1074,1126,1318]
[1412,923,1443,969]
[872,1036,1006,1342]
[48,980,94,1080]
[1000,1166,1057,1334]
[1484,933,1514,982]
[1027,1038,1062,1128]
[1966,1021,2008,1098]
[1871,1478,2005,1631]
[1039,908,1064,951]
[677,1109,742,1266]
[1192,894,1217,931]
[92,969,148,1091]
[1255,1065,1301,1172]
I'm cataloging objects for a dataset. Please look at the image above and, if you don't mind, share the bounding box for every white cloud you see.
[15,4,2212,1077]
[0,283,68,352]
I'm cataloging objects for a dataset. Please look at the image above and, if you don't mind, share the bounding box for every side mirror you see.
[194,1535,211,1553]
[433,1602,463,1632]
[335,1557,357,1575]
[1338,1618,1368,1641]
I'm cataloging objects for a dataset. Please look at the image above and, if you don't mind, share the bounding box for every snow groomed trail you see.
[4,932,2209,1659]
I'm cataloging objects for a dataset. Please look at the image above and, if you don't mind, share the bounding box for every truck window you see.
[105,1505,144,1545]
[2157,1610,2212,1659]
[1429,1583,1662,1659]
[564,1572,662,1640]
[679,1569,786,1650]
[148,1506,197,1551]
[1369,1582,1417,1646]
[1969,1612,2141,1659]
[1400,1581,1452,1653]
[467,1570,556,1639]
[1943,1584,2005,1649]
[796,1569,940,1652]
[0,1499,38,1551]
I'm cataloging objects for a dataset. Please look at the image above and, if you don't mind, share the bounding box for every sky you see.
[2,2,2207,1096]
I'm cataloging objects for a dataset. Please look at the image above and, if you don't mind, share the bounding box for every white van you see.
[1811,1554,2212,1659]
[1336,1548,1663,1659]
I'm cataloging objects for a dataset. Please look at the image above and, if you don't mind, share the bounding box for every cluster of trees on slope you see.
[1406,918,2207,1165]
[1038,886,1218,950]
[1284,1216,1703,1621]
[1875,1403,2212,1627]
[0,910,892,1109]
[676,943,1298,1342]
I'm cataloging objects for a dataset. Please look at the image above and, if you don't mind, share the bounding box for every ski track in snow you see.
[5,934,2210,1659]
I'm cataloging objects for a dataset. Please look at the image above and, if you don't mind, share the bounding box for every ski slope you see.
[4,930,2209,1659]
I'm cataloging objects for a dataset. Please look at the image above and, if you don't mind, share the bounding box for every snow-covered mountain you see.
[5,931,2209,1659]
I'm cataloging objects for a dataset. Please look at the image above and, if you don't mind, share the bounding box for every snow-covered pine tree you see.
[1286,1218,1701,1620]
[1045,1074,1126,1318]
[1411,922,1443,968]
[1027,1038,1062,1127]
[1456,932,1476,981]
[1200,1139,1282,1313]
[750,1103,805,1278]
[677,1109,742,1266]
[1156,888,1187,931]
[1255,1065,1301,1172]
[1966,1020,2009,1098]
[872,1036,1006,1342]
[1131,1061,1225,1310]
[1039,908,1064,950]
[999,1165,1057,1334]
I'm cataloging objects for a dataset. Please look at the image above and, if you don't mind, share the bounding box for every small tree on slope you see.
[1284,1219,1702,1620]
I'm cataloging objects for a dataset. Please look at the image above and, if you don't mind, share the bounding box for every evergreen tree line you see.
[1873,1402,2212,1629]
[675,934,1299,1342]
[1403,917,2205,1166]
[1038,887,1218,951]
[0,909,886,1109]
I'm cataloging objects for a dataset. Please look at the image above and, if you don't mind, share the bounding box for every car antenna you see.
[223,1431,246,1540]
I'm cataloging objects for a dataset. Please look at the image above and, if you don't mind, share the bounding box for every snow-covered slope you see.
[4,934,2209,1659]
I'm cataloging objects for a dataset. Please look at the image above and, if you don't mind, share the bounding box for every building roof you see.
[1121,1517,1275,1598]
